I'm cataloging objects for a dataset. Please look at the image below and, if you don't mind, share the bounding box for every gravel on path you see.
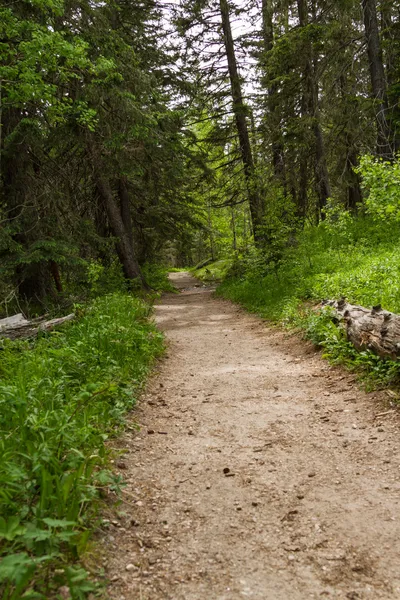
[103,272,400,600]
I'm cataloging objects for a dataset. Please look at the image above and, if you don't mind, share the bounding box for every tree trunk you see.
[380,1,400,154]
[346,150,362,212]
[49,260,63,293]
[207,198,215,261]
[298,156,309,220]
[298,0,331,220]
[361,0,393,158]
[313,121,331,218]
[381,1,395,87]
[323,299,400,360]
[118,177,134,250]
[339,74,363,212]
[262,0,286,188]
[231,206,237,252]
[94,168,145,286]
[0,312,75,340]
[219,0,264,239]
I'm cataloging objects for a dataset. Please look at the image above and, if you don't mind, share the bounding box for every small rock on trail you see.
[104,272,400,600]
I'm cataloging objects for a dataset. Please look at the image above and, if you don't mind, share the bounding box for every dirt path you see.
[104,273,400,600]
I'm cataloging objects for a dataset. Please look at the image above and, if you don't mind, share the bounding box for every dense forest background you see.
[1,1,400,596]
[1,0,399,315]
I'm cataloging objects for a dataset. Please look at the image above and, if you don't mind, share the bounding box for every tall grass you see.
[192,259,234,282]
[218,217,400,319]
[0,293,163,598]
[216,216,400,386]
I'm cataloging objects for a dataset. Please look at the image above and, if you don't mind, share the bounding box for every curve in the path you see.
[104,272,400,600]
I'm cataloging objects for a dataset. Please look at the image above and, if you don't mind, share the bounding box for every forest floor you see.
[103,272,400,600]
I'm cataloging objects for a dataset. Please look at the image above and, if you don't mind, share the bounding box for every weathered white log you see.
[38,314,75,331]
[322,299,400,360]
[0,314,30,330]
[0,313,75,340]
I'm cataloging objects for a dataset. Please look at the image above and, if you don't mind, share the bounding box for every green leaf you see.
[0,517,26,541]
[42,519,76,529]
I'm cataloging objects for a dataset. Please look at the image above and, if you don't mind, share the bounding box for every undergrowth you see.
[298,307,400,388]
[192,259,233,282]
[0,261,174,320]
[216,214,400,388]
[0,293,164,598]
[141,264,176,293]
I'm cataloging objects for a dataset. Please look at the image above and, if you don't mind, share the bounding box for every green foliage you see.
[258,185,299,272]
[141,264,176,293]
[356,154,400,221]
[299,308,400,387]
[217,205,400,387]
[218,208,400,315]
[192,259,233,282]
[85,260,126,298]
[1,0,205,304]
[0,293,163,597]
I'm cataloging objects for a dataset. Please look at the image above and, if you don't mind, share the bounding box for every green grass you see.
[0,293,163,598]
[216,217,400,387]
[167,267,189,273]
[141,264,176,293]
[218,220,400,317]
[192,259,233,282]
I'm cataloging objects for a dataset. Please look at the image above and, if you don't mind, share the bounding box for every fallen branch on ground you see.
[322,299,400,360]
[0,313,75,340]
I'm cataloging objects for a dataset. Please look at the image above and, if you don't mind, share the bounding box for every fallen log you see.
[38,314,75,332]
[0,313,75,340]
[322,299,400,360]
[0,314,30,330]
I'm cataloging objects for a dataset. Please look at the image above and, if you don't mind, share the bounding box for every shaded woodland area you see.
[1,1,400,597]
[1,0,399,313]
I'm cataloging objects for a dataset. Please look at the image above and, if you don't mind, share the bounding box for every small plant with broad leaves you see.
[0,293,164,597]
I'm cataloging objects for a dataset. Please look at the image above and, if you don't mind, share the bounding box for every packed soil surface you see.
[103,272,400,600]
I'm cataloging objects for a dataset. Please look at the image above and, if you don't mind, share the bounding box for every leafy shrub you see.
[141,263,176,292]
[86,259,127,297]
[217,202,400,388]
[192,259,233,281]
[0,293,163,597]
[356,154,400,221]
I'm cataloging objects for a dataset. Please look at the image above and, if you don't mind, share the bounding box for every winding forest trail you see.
[105,273,400,600]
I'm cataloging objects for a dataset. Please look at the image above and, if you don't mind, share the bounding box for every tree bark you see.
[381,1,395,87]
[346,149,362,212]
[323,299,400,360]
[338,74,363,212]
[207,198,216,261]
[94,168,145,286]
[219,0,264,239]
[361,0,393,158]
[49,260,63,293]
[380,1,400,154]
[298,0,331,220]
[118,177,134,250]
[0,313,75,340]
[313,121,330,218]
[262,0,286,189]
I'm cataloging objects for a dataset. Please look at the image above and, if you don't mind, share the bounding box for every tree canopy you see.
[0,0,399,311]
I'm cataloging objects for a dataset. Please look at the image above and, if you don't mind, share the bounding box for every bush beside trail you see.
[215,213,400,388]
[0,293,164,598]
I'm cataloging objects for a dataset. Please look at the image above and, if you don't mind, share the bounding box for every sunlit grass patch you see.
[192,259,234,282]
[217,217,400,387]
